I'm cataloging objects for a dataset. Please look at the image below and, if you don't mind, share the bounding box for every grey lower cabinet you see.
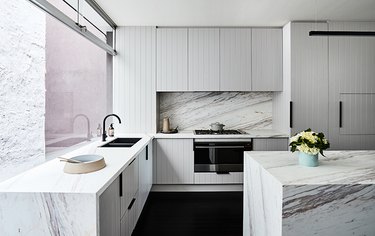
[99,145,152,236]
[120,193,137,236]
[121,157,139,218]
[137,146,152,220]
[99,176,121,236]
[154,139,194,184]
[252,138,289,151]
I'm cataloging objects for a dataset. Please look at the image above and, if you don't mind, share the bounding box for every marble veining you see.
[0,192,96,236]
[159,92,272,130]
[244,151,375,236]
[0,134,152,236]
[247,151,375,185]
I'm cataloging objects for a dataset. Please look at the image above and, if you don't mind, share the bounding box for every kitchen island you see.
[244,151,375,236]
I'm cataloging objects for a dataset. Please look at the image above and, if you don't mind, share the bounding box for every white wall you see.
[0,0,46,181]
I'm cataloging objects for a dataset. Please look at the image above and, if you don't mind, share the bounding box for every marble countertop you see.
[154,129,289,139]
[0,134,153,195]
[245,151,375,185]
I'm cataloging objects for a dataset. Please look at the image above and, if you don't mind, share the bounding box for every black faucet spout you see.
[102,114,122,142]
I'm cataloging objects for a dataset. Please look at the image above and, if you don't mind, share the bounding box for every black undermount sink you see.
[100,138,141,148]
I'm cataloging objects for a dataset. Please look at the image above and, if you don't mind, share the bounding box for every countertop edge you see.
[0,134,154,195]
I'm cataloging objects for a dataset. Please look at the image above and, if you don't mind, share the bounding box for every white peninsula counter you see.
[244,151,375,236]
[0,134,153,236]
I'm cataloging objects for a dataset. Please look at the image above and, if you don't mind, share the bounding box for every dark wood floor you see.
[133,192,243,236]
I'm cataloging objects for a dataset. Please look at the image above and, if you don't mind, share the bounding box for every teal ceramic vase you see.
[298,152,319,167]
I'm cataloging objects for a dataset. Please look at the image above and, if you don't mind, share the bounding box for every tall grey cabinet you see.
[286,22,329,136]
[328,22,375,149]
[275,21,375,150]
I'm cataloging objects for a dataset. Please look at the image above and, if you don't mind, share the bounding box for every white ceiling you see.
[96,0,375,27]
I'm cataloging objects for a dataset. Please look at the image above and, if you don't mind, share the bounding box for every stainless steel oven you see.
[193,139,252,173]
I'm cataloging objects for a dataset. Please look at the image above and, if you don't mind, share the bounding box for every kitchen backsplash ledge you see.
[158,92,272,131]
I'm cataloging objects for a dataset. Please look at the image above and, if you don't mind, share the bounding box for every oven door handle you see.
[194,146,245,149]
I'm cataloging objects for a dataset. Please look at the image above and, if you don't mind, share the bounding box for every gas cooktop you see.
[194,129,246,135]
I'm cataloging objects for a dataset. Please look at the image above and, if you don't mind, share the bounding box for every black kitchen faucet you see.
[102,114,121,141]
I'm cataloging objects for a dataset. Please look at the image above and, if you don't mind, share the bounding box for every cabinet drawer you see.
[194,172,243,184]
[121,157,139,217]
[252,138,289,151]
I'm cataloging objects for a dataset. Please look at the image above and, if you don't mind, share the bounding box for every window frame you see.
[28,0,117,55]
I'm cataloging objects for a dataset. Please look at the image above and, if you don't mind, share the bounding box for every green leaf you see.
[320,149,326,157]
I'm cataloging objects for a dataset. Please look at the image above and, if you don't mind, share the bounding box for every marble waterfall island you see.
[244,151,375,236]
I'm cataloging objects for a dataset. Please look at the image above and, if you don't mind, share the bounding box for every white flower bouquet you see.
[289,128,330,156]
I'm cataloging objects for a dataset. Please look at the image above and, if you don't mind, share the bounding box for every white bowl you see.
[63,154,106,174]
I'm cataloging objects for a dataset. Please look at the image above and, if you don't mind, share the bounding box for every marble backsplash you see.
[159,92,272,131]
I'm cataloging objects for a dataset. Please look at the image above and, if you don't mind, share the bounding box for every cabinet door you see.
[156,28,188,91]
[155,139,194,184]
[290,22,329,135]
[252,138,289,151]
[100,176,120,236]
[137,145,152,220]
[220,28,252,91]
[121,157,139,218]
[328,22,375,149]
[188,28,220,91]
[252,28,282,91]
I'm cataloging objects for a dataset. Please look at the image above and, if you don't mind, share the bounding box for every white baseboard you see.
[151,184,243,192]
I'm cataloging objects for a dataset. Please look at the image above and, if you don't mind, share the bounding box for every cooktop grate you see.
[194,130,245,135]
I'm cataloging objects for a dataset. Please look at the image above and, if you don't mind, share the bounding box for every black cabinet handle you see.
[216,171,230,175]
[290,101,293,128]
[119,173,123,197]
[339,101,342,128]
[128,198,136,210]
[128,158,136,166]
[146,145,148,160]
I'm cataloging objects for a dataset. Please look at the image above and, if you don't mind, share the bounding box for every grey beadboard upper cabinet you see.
[252,28,283,91]
[114,27,157,133]
[220,28,252,91]
[188,28,220,91]
[156,28,188,91]
[290,22,329,135]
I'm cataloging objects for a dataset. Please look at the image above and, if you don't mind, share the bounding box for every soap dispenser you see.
[108,123,115,137]
[96,123,102,137]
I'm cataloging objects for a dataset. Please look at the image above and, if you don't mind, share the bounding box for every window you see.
[44,14,112,156]
[0,0,115,181]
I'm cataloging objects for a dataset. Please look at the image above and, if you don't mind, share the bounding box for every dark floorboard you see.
[133,192,243,236]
